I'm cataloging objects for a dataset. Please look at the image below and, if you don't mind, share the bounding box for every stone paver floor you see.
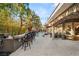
[10,32,79,56]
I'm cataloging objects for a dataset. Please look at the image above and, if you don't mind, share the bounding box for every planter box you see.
[0,39,21,53]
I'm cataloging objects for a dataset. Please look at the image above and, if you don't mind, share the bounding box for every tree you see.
[0,3,20,35]
[0,3,42,35]
[32,11,42,31]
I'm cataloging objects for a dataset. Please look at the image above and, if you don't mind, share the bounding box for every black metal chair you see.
[21,31,36,51]
[22,32,32,50]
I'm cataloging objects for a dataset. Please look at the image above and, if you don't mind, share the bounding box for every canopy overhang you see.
[53,11,79,26]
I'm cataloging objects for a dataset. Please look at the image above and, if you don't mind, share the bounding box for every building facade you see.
[46,3,79,40]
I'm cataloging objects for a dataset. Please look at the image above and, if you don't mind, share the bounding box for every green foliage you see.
[0,3,42,36]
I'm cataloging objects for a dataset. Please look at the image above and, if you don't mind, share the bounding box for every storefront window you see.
[65,23,72,35]
[75,22,79,35]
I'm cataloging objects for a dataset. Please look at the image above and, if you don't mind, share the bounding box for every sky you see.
[29,3,58,25]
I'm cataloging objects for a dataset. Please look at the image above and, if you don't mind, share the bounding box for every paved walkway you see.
[10,32,79,56]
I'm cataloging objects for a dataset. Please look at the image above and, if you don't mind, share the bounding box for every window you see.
[75,22,79,35]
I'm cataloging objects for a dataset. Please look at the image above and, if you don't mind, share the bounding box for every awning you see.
[53,11,79,26]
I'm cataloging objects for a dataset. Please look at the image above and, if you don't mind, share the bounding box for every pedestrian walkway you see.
[10,32,79,56]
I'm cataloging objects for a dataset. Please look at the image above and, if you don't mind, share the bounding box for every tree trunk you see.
[18,17,22,34]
